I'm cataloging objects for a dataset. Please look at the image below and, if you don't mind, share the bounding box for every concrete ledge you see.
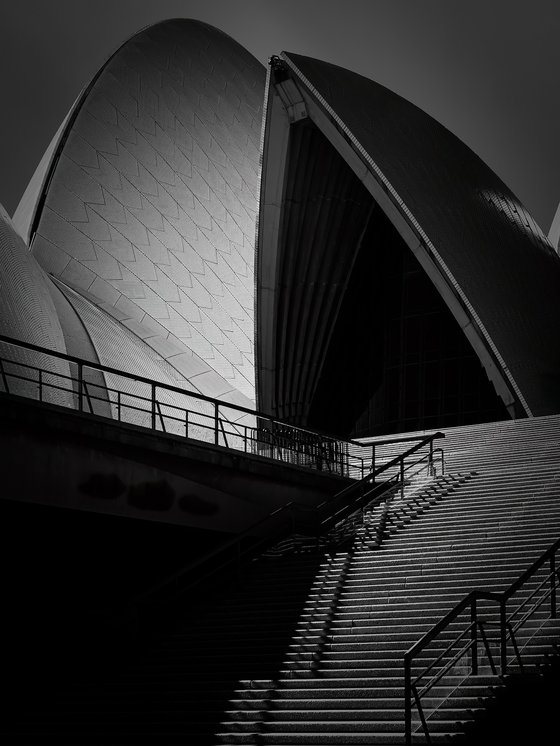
[0,393,351,534]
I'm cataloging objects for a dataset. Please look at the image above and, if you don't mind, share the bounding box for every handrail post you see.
[471,596,478,675]
[0,357,9,393]
[371,444,375,476]
[404,655,412,746]
[400,457,405,500]
[214,401,219,445]
[551,553,557,619]
[429,438,434,475]
[78,362,83,412]
[499,599,507,675]
[151,382,156,430]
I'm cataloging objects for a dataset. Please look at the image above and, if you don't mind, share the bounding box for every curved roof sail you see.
[18,19,265,405]
[257,54,560,434]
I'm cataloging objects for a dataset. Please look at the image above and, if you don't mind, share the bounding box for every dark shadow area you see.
[79,472,126,499]
[273,118,509,437]
[462,654,560,745]
[0,516,327,745]
[127,479,176,511]
[0,497,229,712]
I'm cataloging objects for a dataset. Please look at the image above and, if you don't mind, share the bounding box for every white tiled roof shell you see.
[0,204,72,406]
[548,200,560,252]
[52,280,253,439]
[28,20,265,403]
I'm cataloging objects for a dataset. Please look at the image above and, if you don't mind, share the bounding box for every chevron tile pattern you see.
[0,204,73,407]
[31,20,265,402]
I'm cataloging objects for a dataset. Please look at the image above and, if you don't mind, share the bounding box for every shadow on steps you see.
[461,653,560,745]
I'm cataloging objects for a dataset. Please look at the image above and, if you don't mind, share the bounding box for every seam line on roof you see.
[253,63,273,410]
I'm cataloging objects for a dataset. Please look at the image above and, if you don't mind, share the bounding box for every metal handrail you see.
[0,335,450,476]
[0,336,449,661]
[2,360,357,473]
[318,444,444,536]
[129,432,445,614]
[0,334,369,476]
[0,335,450,481]
[404,537,560,744]
[315,447,445,551]
[319,435,444,505]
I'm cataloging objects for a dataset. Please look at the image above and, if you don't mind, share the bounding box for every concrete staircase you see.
[2,414,560,744]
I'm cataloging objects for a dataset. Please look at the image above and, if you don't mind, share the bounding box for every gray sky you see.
[1,0,559,231]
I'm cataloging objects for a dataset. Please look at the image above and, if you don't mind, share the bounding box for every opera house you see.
[1,18,560,746]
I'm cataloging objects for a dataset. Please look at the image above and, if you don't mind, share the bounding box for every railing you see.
[316,439,444,539]
[0,334,367,477]
[404,538,560,744]
[318,443,445,547]
[129,432,444,613]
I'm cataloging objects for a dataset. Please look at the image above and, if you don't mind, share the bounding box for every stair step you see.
[5,414,560,746]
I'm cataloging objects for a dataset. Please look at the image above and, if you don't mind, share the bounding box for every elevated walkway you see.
[0,333,362,533]
[0,391,349,534]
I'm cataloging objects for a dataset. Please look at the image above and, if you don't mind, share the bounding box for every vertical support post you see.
[0,357,9,394]
[244,425,248,452]
[38,369,43,402]
[404,655,412,746]
[400,457,405,500]
[551,554,557,619]
[471,596,478,675]
[185,408,189,438]
[500,599,508,675]
[78,362,83,412]
[214,401,219,445]
[371,444,375,476]
[429,438,434,475]
[151,383,156,430]
[117,391,121,422]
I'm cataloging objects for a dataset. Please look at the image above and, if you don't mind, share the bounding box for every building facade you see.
[3,22,560,439]
[8,19,265,411]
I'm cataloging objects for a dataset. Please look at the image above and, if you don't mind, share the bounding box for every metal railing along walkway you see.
[404,538,560,744]
[0,334,362,477]
[0,335,441,482]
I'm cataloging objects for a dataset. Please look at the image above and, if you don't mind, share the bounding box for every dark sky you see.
[2,0,559,231]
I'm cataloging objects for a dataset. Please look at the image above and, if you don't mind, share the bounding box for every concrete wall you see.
[0,393,349,536]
